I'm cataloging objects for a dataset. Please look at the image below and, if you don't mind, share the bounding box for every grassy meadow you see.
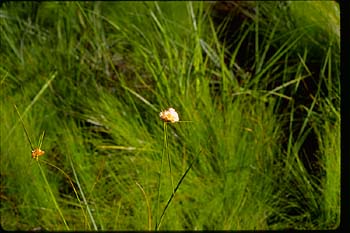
[0,1,340,230]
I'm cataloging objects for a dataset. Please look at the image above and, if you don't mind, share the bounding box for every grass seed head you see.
[32,148,45,160]
[159,108,179,123]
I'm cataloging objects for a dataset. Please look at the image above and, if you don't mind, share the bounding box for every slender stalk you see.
[156,149,202,230]
[166,123,175,195]
[136,182,152,230]
[14,104,34,150]
[37,162,70,230]
[69,156,98,230]
[40,159,88,223]
[7,72,57,143]
[38,131,45,149]
[155,122,167,230]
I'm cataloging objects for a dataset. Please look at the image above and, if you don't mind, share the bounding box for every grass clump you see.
[0,1,340,230]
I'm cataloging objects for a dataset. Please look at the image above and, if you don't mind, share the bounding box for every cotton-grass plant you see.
[14,104,70,229]
[13,105,92,230]
[155,107,198,230]
[159,108,179,193]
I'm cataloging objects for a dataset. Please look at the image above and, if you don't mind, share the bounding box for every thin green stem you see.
[69,156,98,230]
[40,159,88,224]
[37,162,70,230]
[38,131,45,149]
[157,148,202,230]
[155,122,167,230]
[14,104,34,150]
[166,123,175,195]
[7,72,57,143]
[136,182,152,230]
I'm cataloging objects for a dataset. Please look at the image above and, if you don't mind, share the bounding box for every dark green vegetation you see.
[0,1,340,230]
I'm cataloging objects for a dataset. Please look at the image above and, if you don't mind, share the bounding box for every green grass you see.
[0,1,340,230]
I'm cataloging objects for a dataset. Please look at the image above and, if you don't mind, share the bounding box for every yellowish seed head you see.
[31,148,45,159]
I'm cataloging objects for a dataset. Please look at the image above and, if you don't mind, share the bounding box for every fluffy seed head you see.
[159,108,179,123]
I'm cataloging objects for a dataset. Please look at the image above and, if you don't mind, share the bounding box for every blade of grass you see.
[6,71,57,143]
[123,85,158,112]
[37,162,70,230]
[40,159,88,226]
[255,2,260,74]
[165,123,175,196]
[155,122,167,230]
[156,148,203,230]
[262,75,310,99]
[295,78,322,143]
[252,33,304,87]
[69,155,98,230]
[135,182,152,230]
[38,131,45,149]
[13,104,34,150]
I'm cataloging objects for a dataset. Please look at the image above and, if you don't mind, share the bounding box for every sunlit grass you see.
[0,1,340,230]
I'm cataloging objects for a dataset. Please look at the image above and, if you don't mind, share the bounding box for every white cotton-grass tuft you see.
[159,108,179,123]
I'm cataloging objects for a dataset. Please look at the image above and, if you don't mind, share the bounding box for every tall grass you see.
[0,1,340,230]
